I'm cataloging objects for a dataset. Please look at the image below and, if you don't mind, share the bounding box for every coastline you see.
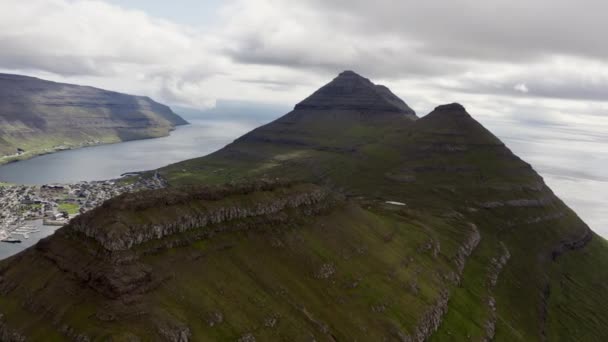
[0,141,114,166]
[0,173,167,261]
[0,219,62,260]
[0,123,189,167]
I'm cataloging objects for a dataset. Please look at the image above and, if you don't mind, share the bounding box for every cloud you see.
[304,0,608,63]
[437,57,608,103]
[0,0,224,107]
[0,0,192,75]
[237,78,302,91]
[2,0,608,109]
[514,83,529,94]
[219,0,608,104]
[221,0,608,75]
[220,0,471,79]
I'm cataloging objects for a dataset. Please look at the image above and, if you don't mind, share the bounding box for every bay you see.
[0,119,259,184]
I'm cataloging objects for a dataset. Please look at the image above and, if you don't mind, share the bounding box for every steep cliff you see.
[0,73,187,163]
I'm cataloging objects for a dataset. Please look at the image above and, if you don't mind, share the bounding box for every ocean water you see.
[0,220,61,260]
[0,119,261,184]
[479,116,608,237]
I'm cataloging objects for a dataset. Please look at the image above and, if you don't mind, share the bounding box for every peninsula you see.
[0,73,187,164]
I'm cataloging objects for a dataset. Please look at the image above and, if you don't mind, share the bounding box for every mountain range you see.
[0,73,187,164]
[0,71,606,341]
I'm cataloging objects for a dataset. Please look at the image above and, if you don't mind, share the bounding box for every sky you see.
[0,0,606,234]
[3,0,608,112]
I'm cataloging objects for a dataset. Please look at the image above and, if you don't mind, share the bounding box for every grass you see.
[0,200,475,340]
[545,234,608,341]
[58,203,80,215]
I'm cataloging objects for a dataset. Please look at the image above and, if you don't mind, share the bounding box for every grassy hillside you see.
[0,73,187,164]
[0,72,605,341]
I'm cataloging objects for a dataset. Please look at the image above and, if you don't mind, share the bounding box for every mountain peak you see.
[337,70,362,77]
[434,103,466,112]
[424,102,474,125]
[422,103,472,121]
[294,71,416,117]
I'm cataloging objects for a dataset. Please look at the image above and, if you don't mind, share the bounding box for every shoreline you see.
[0,174,168,261]
[0,123,189,168]
[0,219,62,260]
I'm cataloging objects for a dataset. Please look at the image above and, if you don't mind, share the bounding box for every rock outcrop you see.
[27,181,338,300]
[69,181,333,251]
[453,223,482,278]
[484,242,511,341]
[394,224,482,342]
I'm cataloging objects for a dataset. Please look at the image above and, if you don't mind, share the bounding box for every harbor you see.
[0,219,60,260]
[0,224,38,243]
[0,174,166,260]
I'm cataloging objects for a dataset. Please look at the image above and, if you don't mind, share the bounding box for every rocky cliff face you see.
[0,73,187,160]
[70,181,333,251]
[33,181,336,300]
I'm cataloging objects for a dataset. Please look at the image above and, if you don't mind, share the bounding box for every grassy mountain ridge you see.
[0,73,187,164]
[0,71,605,341]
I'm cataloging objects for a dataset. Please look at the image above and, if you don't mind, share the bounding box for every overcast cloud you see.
[2,0,608,108]
[0,0,606,232]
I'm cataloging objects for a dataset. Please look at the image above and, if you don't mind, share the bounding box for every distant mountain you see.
[0,72,606,341]
[174,100,291,123]
[0,73,187,163]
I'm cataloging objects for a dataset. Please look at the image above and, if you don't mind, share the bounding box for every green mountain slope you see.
[0,71,605,341]
[0,73,187,164]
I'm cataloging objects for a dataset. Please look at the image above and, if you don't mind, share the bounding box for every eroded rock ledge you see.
[402,223,481,342]
[69,180,334,251]
[33,181,337,300]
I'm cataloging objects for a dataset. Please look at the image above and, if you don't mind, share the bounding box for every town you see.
[0,173,166,243]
